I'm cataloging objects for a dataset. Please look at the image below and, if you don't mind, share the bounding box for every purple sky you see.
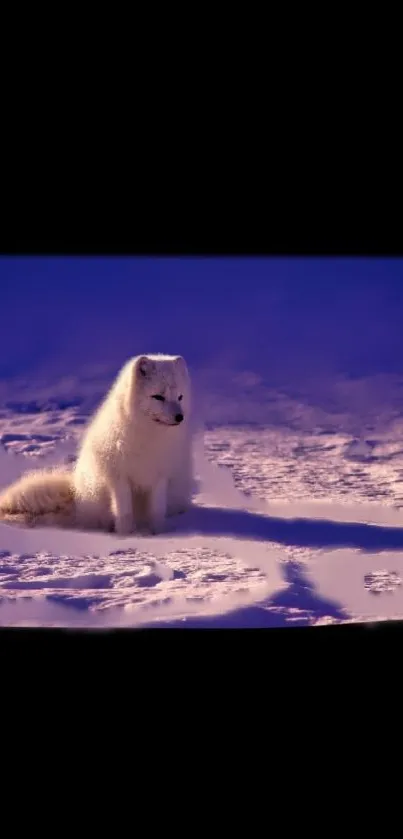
[1,256,402,381]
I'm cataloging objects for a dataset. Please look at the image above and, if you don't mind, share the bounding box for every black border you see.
[1,622,401,707]
[1,168,402,256]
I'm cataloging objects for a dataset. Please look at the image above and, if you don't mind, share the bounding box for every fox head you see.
[122,354,191,427]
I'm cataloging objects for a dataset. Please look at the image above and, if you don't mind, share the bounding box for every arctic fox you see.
[0,354,193,534]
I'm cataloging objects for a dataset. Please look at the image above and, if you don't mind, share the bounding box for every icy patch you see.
[363,570,402,596]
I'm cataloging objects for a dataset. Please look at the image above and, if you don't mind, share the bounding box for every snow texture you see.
[2,396,403,627]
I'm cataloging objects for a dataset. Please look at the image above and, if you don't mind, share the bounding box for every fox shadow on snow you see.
[177,502,403,552]
[152,503,403,628]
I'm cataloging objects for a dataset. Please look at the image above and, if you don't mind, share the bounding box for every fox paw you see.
[114,514,135,536]
[148,517,166,535]
[167,504,188,516]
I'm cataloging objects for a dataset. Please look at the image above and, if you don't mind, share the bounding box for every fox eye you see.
[178,394,183,401]
[152,394,165,401]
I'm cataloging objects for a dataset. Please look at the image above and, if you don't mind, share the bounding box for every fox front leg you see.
[110,478,134,535]
[146,479,167,534]
[166,439,193,516]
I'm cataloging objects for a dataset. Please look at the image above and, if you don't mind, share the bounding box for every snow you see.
[0,440,286,626]
[2,409,403,627]
[2,256,403,627]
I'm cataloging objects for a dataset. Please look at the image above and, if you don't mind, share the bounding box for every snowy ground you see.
[2,369,403,627]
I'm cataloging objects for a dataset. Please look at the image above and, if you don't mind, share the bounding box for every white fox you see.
[0,354,193,534]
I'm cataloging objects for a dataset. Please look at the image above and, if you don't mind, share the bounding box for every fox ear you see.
[174,355,188,372]
[136,355,153,378]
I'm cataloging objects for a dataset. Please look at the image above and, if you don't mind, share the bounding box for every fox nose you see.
[175,413,184,424]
